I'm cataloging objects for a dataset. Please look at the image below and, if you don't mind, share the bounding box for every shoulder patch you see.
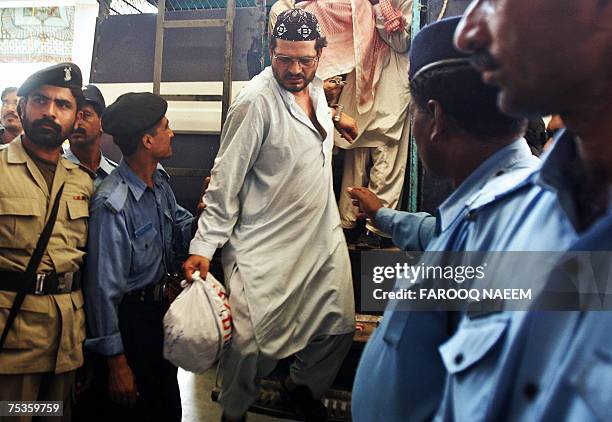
[468,167,538,211]
[103,180,129,213]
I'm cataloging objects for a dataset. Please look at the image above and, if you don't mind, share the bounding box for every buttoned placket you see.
[152,184,169,275]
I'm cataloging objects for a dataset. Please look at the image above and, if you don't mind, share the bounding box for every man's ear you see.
[427,99,446,142]
[141,133,154,151]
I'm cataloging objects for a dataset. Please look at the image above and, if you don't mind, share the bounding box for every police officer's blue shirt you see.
[434,130,592,421]
[374,138,539,251]
[488,194,612,422]
[63,144,117,190]
[352,138,540,422]
[84,159,193,356]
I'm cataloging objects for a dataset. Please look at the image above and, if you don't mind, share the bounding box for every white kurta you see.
[335,0,412,149]
[190,67,355,358]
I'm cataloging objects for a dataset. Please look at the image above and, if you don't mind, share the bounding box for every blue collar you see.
[63,144,117,176]
[536,128,580,192]
[116,159,166,201]
[535,129,611,231]
[436,138,533,232]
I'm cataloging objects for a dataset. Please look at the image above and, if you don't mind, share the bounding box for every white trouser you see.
[338,129,410,236]
[218,269,354,419]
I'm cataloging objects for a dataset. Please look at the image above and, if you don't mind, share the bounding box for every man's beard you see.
[272,66,315,93]
[23,117,68,148]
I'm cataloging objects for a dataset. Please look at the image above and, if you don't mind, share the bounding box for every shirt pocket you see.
[438,316,510,421]
[0,197,44,249]
[570,349,612,421]
[131,224,161,274]
[0,292,54,350]
[65,199,89,248]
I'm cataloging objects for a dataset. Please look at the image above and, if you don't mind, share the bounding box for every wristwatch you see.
[332,104,344,122]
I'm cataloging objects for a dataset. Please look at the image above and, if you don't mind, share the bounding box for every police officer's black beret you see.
[82,84,106,116]
[409,17,470,81]
[17,62,83,97]
[102,92,167,137]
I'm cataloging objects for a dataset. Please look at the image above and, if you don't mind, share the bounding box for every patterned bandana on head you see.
[272,9,322,41]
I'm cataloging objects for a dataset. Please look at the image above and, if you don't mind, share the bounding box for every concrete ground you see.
[179,368,295,422]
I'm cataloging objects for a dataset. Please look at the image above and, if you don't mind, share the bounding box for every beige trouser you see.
[218,270,354,420]
[0,371,76,422]
[338,131,410,237]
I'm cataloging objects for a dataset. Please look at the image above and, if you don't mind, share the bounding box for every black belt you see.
[0,271,81,295]
[123,281,166,304]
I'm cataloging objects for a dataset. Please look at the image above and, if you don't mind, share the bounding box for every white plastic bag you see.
[163,271,232,373]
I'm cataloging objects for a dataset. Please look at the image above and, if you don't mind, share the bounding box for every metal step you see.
[211,379,352,421]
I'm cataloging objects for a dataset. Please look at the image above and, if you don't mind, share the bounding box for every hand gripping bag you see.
[163,271,232,373]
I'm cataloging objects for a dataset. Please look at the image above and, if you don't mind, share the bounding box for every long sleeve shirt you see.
[190,67,355,358]
[0,137,93,374]
[352,138,546,422]
[435,131,607,422]
[84,160,192,356]
[373,139,539,251]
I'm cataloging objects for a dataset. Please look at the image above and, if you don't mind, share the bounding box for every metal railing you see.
[106,0,259,14]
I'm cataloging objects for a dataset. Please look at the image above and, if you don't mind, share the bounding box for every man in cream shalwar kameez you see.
[184,9,355,422]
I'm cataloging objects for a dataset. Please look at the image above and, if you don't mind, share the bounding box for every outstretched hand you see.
[348,186,383,221]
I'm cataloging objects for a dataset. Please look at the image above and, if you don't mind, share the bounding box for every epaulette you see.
[103,178,130,213]
[467,167,539,212]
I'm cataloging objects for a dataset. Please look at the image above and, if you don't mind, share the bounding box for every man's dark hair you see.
[84,101,104,118]
[524,118,547,157]
[410,64,526,140]
[270,36,328,52]
[1,87,17,101]
[113,125,158,157]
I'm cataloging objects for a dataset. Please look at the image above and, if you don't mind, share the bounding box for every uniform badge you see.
[64,66,72,82]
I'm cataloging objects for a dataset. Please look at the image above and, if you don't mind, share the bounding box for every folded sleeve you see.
[84,202,131,356]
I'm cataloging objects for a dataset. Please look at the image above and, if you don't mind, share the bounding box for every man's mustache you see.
[2,112,19,120]
[71,127,86,136]
[32,118,61,134]
[470,51,500,71]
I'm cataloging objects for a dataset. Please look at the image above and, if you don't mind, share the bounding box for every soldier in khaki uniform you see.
[0,63,92,421]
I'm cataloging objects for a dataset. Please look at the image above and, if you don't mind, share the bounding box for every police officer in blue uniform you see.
[350,17,537,421]
[65,84,117,189]
[84,92,193,421]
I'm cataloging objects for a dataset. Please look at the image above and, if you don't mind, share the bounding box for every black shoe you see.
[221,413,246,422]
[354,230,382,250]
[343,227,361,245]
[281,380,329,422]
